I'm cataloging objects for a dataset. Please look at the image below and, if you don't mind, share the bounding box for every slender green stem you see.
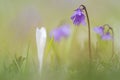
[42,37,54,67]
[45,37,54,58]
[14,58,21,72]
[23,42,30,72]
[103,24,114,59]
[109,27,114,59]
[111,30,114,58]
[80,5,92,60]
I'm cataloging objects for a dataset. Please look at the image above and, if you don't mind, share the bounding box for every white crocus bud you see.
[36,27,47,72]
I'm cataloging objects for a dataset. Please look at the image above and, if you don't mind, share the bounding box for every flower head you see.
[71,8,86,26]
[101,32,112,40]
[93,26,104,35]
[93,25,113,40]
[36,27,47,72]
[50,24,71,42]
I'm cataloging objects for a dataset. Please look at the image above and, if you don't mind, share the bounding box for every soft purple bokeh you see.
[71,8,86,26]
[101,32,112,40]
[93,26,104,36]
[50,24,71,42]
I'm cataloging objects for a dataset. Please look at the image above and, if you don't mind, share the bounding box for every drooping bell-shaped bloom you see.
[93,26,112,40]
[71,8,86,26]
[36,27,47,72]
[101,32,112,40]
[93,26,104,36]
[50,24,71,42]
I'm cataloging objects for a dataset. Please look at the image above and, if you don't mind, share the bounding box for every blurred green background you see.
[0,0,119,60]
[0,0,120,52]
[0,0,120,80]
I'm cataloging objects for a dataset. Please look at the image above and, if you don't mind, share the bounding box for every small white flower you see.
[36,27,47,72]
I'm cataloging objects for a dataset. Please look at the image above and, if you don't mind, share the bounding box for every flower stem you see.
[103,24,114,59]
[109,28,114,59]
[45,37,54,57]
[24,42,30,72]
[80,5,92,61]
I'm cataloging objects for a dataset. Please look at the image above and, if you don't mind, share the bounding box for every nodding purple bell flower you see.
[50,24,71,42]
[101,32,112,40]
[93,26,113,40]
[93,26,104,36]
[71,8,86,26]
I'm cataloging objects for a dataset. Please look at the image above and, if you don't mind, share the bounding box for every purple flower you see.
[94,26,113,40]
[101,32,112,40]
[71,8,86,26]
[93,26,104,35]
[50,24,71,41]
